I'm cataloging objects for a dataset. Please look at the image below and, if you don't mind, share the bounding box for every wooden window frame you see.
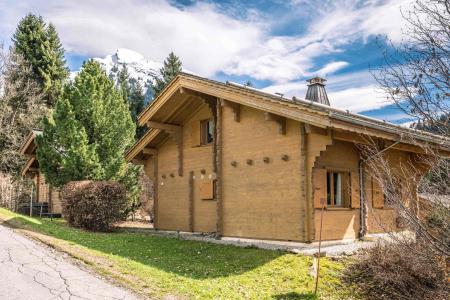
[200,119,214,146]
[326,170,351,208]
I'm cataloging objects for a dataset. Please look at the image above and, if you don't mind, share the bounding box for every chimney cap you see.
[305,76,330,106]
[307,76,327,85]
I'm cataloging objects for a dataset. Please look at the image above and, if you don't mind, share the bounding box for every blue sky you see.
[0,0,414,124]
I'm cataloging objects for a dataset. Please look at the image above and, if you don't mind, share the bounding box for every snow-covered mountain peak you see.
[113,48,144,64]
[92,48,162,99]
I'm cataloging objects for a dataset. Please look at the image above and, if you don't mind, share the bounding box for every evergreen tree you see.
[36,60,136,187]
[12,14,68,106]
[151,51,182,97]
[117,65,130,103]
[129,82,146,139]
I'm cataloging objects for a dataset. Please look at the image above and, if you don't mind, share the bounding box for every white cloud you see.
[225,0,412,82]
[0,0,262,77]
[0,0,413,82]
[327,85,388,112]
[262,70,390,113]
[315,61,349,77]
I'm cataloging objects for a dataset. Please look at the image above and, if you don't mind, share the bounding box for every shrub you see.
[342,241,448,300]
[61,181,128,231]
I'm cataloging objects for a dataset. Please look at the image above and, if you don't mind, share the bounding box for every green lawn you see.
[0,208,351,299]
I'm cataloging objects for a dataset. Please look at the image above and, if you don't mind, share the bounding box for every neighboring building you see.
[19,130,62,216]
[126,73,449,242]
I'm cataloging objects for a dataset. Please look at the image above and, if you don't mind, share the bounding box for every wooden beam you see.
[147,121,181,132]
[221,99,240,122]
[215,98,223,238]
[153,152,159,229]
[188,171,194,232]
[142,148,158,156]
[176,130,183,176]
[305,124,328,136]
[264,112,286,135]
[299,123,309,241]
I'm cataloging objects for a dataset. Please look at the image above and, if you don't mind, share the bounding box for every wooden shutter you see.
[200,180,214,200]
[372,178,384,208]
[190,121,200,147]
[313,168,327,208]
[351,171,360,208]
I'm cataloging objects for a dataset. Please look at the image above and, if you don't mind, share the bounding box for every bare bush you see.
[344,1,450,298]
[0,173,33,212]
[61,181,128,231]
[343,241,448,300]
[0,46,46,176]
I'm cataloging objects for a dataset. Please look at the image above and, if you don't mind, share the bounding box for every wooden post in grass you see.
[314,198,326,295]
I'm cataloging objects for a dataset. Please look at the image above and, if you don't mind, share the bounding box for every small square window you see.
[200,119,214,145]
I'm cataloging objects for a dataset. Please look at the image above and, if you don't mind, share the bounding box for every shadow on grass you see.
[272,292,317,300]
[2,215,286,280]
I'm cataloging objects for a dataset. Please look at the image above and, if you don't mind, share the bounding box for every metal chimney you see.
[305,77,330,106]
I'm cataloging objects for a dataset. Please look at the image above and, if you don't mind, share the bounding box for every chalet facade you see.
[20,130,62,216]
[126,73,448,242]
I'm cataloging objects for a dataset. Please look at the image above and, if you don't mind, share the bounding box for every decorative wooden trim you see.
[188,171,194,232]
[264,112,286,135]
[221,99,240,122]
[215,98,223,238]
[299,123,308,241]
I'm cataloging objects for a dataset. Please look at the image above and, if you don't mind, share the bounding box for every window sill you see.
[324,207,353,211]
[192,144,213,148]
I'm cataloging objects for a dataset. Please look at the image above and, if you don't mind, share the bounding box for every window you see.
[200,119,214,145]
[326,171,350,207]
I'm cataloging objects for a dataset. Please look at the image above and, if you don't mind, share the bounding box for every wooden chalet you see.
[20,130,62,216]
[126,73,449,242]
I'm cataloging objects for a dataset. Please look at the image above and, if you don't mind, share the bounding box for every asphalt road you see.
[0,224,138,300]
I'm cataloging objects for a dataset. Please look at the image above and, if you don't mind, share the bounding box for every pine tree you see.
[12,14,68,106]
[117,65,130,103]
[151,51,182,97]
[36,60,136,187]
[129,82,146,139]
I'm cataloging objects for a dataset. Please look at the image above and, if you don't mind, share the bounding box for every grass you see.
[0,208,351,299]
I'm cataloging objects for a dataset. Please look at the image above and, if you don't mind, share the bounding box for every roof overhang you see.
[127,73,450,161]
[21,156,38,176]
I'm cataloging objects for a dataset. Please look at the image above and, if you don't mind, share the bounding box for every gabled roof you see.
[19,129,42,156]
[19,129,42,176]
[128,72,449,161]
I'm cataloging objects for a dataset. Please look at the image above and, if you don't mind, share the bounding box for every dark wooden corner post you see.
[299,122,310,242]
[147,121,183,177]
[215,98,223,238]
